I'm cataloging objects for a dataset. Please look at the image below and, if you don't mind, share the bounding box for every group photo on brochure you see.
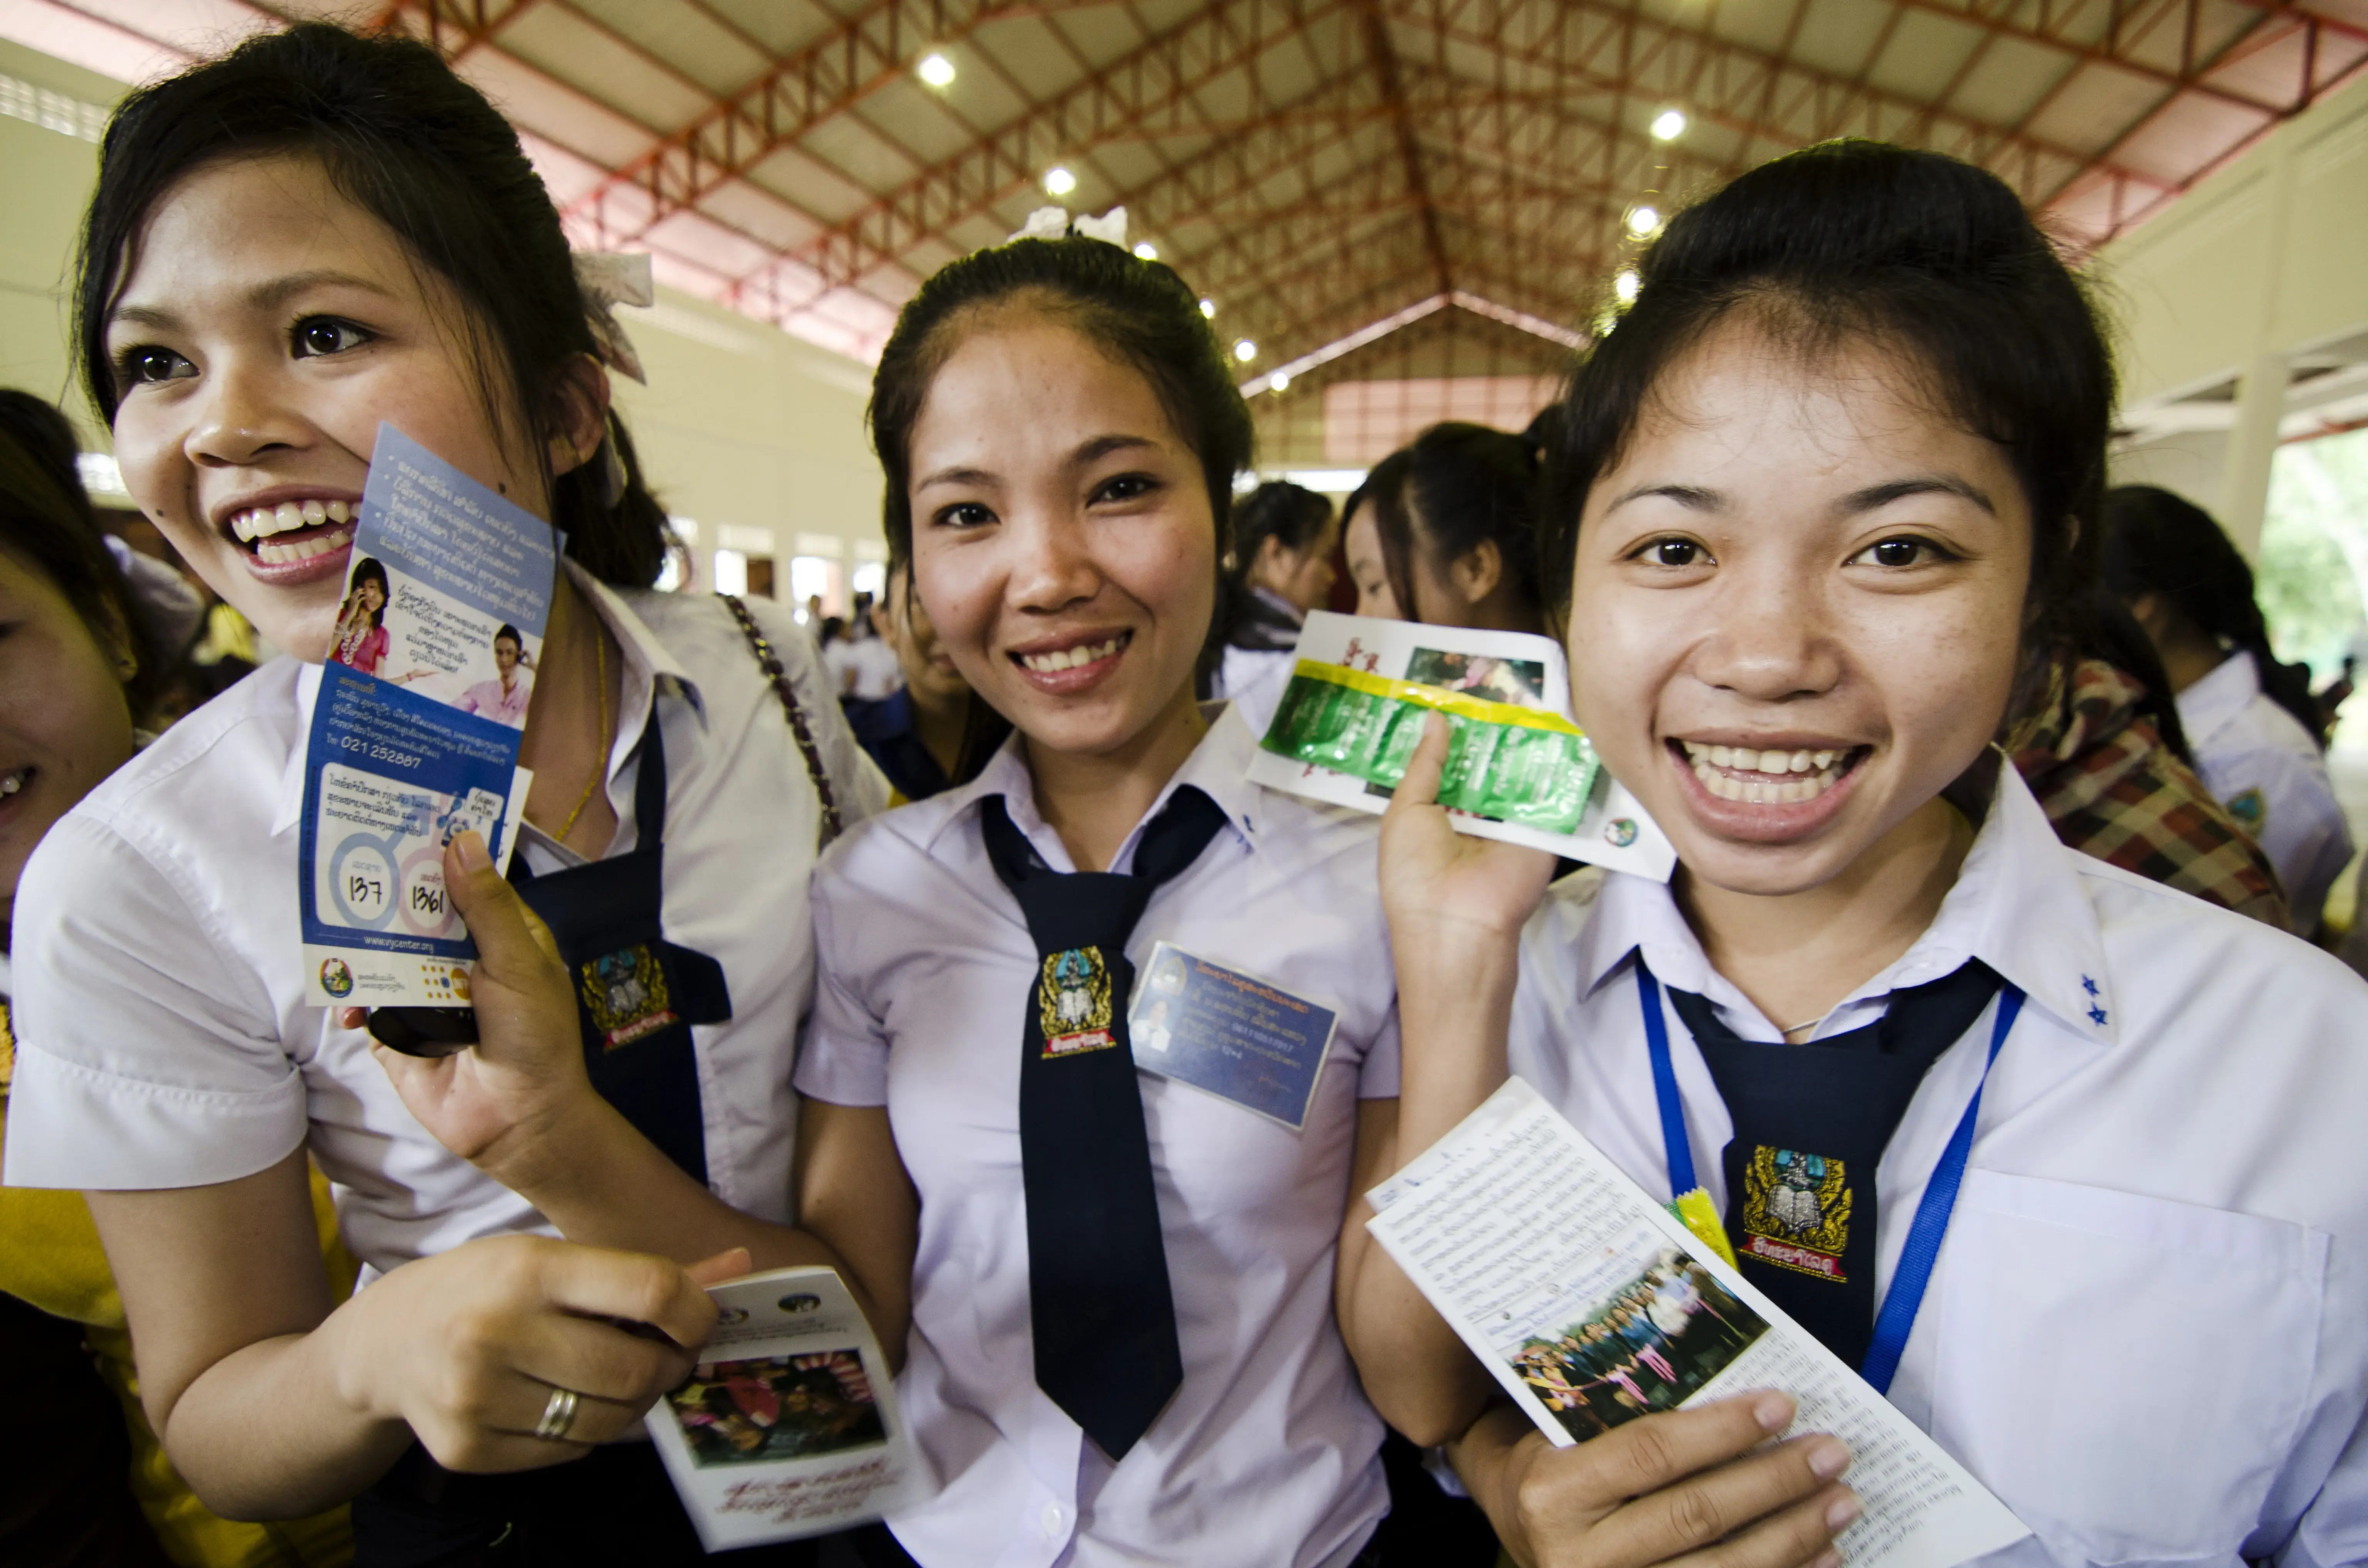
[2,15,2366,1568]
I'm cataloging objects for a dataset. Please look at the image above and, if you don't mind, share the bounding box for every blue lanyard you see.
[1634,954,2023,1395]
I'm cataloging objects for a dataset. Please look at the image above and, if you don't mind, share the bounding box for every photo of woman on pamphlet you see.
[1512,1240,1766,1442]
[452,622,534,728]
[328,556,390,675]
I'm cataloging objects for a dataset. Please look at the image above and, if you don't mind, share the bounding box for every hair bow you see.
[572,251,654,385]
[1002,205,1129,249]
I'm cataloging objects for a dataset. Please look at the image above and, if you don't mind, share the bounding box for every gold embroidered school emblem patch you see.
[1739,1147,1851,1281]
[580,944,680,1051]
[1039,946,1116,1057]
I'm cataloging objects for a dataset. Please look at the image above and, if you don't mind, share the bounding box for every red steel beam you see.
[758,0,1350,300]
[387,0,544,57]
[1355,0,1451,293]
[563,0,1004,245]
[1385,0,2176,201]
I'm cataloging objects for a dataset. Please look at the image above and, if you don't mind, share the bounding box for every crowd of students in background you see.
[3,18,2368,1568]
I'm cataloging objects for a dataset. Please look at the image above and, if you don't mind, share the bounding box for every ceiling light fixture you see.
[1615,269,1640,303]
[1650,108,1687,141]
[1199,297,1217,318]
[1134,241,1158,260]
[1626,205,1660,236]
[917,52,955,88]
[1268,370,1290,392]
[1043,166,1076,197]
[1234,339,1258,363]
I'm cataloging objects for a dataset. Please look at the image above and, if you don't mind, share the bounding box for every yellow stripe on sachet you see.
[1288,659,1589,738]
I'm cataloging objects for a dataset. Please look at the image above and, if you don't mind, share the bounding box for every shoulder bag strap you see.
[718,593,843,849]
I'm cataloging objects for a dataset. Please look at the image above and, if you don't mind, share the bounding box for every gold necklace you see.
[551,627,610,845]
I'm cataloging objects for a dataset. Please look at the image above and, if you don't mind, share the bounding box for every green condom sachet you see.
[1260,660,1599,832]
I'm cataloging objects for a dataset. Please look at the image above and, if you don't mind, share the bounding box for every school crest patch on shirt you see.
[581,944,681,1050]
[1039,946,1116,1057]
[2225,787,2267,831]
[1739,1147,1851,1280]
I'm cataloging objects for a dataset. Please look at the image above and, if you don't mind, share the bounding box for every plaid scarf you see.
[2008,657,2291,930]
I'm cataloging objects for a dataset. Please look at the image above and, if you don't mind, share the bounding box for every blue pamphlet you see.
[1127,942,1338,1130]
[298,424,557,1007]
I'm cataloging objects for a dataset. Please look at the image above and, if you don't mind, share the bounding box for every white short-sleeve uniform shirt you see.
[1509,766,2368,1568]
[4,568,888,1277]
[796,704,1398,1568]
[2177,651,2353,927]
[1214,644,1295,742]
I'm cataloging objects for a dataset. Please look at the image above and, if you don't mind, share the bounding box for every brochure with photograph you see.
[1244,611,1677,880]
[298,424,551,1008]
[647,1266,930,1550]
[1365,1079,2028,1568]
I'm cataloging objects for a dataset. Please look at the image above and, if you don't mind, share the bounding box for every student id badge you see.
[1127,941,1339,1130]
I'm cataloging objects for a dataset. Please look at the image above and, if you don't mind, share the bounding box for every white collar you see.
[923,701,1263,872]
[1572,763,2117,1046]
[2175,650,2257,745]
[269,559,700,839]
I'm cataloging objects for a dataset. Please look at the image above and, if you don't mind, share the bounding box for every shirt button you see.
[1040,1502,1065,1538]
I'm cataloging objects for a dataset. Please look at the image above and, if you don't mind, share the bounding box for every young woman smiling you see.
[1345,142,2368,1568]
[780,231,1405,1565]
[3,25,884,1562]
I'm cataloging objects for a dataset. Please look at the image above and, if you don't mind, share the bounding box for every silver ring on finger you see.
[534,1385,581,1443]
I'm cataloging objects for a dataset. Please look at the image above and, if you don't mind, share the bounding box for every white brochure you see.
[1366,1078,2029,1568]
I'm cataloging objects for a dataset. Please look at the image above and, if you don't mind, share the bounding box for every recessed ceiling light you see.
[1626,205,1660,236]
[1199,297,1217,318]
[1234,339,1258,362]
[1650,108,1687,141]
[1133,241,1158,260]
[1615,269,1640,303]
[917,52,955,88]
[1042,166,1077,197]
[1268,370,1290,392]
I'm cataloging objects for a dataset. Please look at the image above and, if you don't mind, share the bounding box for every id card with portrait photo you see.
[1126,942,1339,1130]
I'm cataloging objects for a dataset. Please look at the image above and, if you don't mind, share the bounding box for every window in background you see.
[790,555,844,616]
[713,548,748,597]
[852,560,886,604]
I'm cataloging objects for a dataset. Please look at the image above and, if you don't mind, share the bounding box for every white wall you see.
[0,37,887,593]
[2102,67,2368,536]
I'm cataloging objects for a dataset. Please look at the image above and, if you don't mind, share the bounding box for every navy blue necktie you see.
[977,787,1228,1460]
[1664,960,2001,1366]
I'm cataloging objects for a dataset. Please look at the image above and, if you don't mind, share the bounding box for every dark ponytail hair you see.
[869,234,1253,569]
[0,409,167,725]
[1221,481,1332,652]
[76,22,669,587]
[1541,140,2114,715]
[1364,422,1543,626]
[2100,484,2324,744]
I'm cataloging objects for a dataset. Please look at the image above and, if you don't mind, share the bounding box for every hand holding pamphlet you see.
[1366,1079,2028,1568]
[1243,611,1677,879]
[645,1266,929,1550]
